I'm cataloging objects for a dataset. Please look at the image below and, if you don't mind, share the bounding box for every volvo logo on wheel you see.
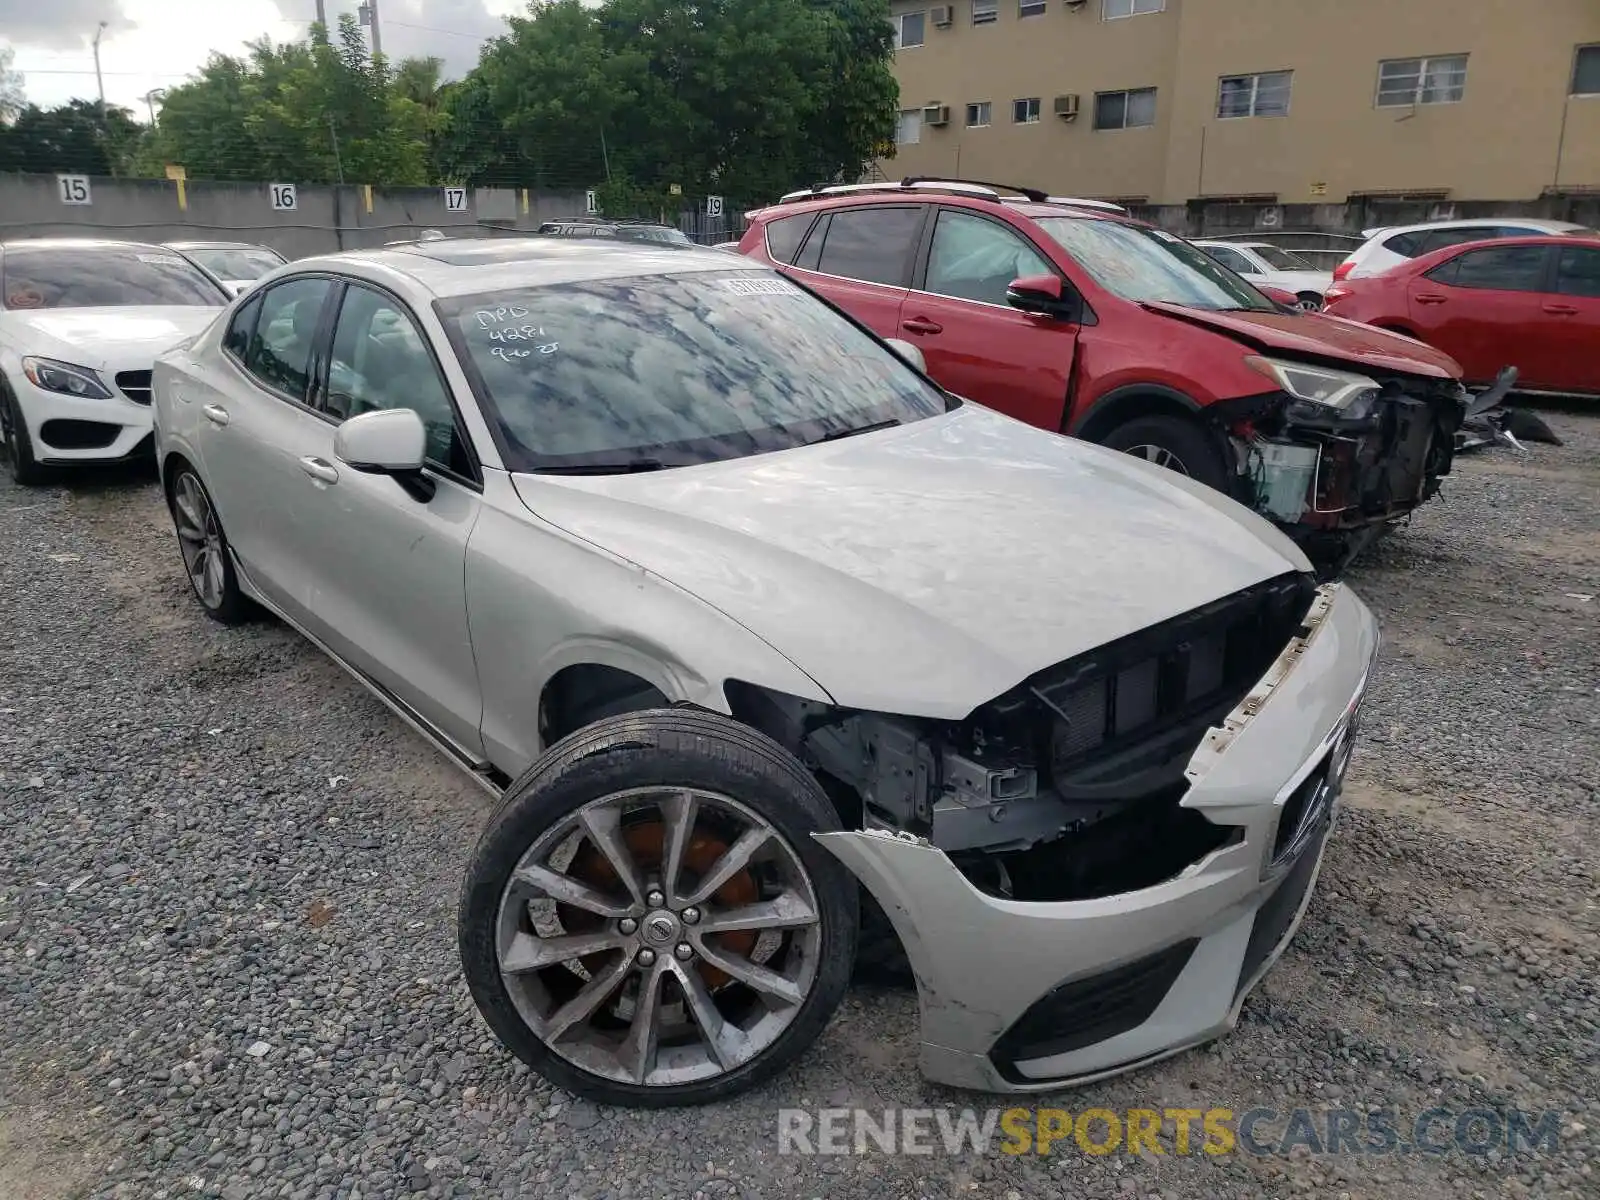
[643,914,680,945]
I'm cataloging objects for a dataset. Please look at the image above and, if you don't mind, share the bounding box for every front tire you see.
[460,708,858,1107]
[1102,414,1229,492]
[167,467,251,624]
[1,387,45,486]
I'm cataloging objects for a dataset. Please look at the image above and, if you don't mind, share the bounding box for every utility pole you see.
[142,88,166,124]
[92,20,107,112]
[359,0,383,58]
[314,0,327,26]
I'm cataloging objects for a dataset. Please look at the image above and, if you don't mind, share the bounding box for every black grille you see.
[115,370,153,405]
[1273,754,1330,862]
[1027,572,1317,787]
[990,939,1199,1079]
[39,418,120,450]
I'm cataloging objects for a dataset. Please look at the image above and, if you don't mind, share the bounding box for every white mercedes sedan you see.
[151,238,1378,1108]
[0,239,227,483]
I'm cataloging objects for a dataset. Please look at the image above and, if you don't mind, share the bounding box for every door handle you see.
[901,317,943,335]
[298,456,339,485]
[1414,293,1448,306]
[1542,303,1579,316]
[202,403,230,426]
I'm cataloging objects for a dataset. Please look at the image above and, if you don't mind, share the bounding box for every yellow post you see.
[363,184,374,213]
[521,188,529,215]
[165,164,187,212]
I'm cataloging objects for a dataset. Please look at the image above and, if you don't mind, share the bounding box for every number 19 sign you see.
[270,183,298,212]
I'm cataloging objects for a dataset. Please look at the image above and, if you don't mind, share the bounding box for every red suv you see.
[739,178,1469,564]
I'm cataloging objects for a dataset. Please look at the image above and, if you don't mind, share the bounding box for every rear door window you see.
[1199,245,1257,274]
[1446,245,1552,291]
[792,214,830,272]
[1418,227,1500,255]
[1383,232,1421,257]
[243,277,334,402]
[809,206,924,286]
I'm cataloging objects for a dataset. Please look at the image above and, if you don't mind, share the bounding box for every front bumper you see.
[815,581,1379,1092]
[12,374,154,464]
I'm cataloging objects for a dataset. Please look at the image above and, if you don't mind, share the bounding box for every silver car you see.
[152,238,1378,1107]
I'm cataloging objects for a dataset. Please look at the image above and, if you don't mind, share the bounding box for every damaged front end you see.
[1217,357,1467,565]
[725,575,1378,1093]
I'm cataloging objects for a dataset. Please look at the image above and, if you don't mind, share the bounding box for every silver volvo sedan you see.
[152,237,1379,1108]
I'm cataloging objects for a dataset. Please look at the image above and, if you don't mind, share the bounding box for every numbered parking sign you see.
[584,189,599,215]
[443,187,467,212]
[706,195,724,218]
[57,175,92,206]
[270,183,298,212]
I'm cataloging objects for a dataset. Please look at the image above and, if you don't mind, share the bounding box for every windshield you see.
[1250,244,1316,271]
[182,246,285,281]
[438,270,947,472]
[2,246,224,309]
[1034,217,1277,312]
[619,227,694,246]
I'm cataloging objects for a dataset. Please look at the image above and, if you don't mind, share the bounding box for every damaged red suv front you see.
[739,181,1470,571]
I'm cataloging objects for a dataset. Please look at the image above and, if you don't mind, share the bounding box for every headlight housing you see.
[21,356,114,400]
[1244,355,1380,411]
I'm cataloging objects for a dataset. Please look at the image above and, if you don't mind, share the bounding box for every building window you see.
[1217,71,1293,118]
[896,109,923,145]
[1574,45,1600,96]
[1376,55,1467,106]
[1019,0,1046,16]
[895,11,926,49]
[1013,97,1042,124]
[966,101,992,127]
[1094,87,1157,129]
[972,0,998,23]
[1103,0,1163,18]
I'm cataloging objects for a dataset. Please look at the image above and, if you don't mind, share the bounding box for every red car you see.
[1322,234,1600,397]
[738,179,1468,563]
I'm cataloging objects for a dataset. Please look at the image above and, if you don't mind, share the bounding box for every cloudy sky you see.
[3,0,525,115]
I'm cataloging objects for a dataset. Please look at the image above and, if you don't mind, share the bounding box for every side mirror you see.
[1006,274,1076,319]
[335,409,436,501]
[883,337,926,373]
[335,408,426,474]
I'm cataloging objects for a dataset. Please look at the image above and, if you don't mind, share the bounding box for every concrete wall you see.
[0,175,594,259]
[883,0,1600,205]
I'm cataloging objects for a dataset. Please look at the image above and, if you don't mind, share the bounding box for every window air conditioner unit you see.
[932,5,953,26]
[923,104,951,126]
[1054,94,1081,120]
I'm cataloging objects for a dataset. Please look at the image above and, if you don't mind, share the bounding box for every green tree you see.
[434,0,899,203]
[151,14,433,185]
[0,99,145,176]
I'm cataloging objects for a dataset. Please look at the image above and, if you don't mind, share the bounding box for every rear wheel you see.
[460,708,858,1107]
[0,387,45,486]
[1101,414,1229,493]
[1295,292,1323,312]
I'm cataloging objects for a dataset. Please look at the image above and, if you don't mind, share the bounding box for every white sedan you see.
[0,239,227,484]
[1192,240,1334,310]
[164,240,288,296]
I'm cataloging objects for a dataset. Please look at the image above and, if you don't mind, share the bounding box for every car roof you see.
[751,189,1140,228]
[288,237,762,298]
[1364,217,1589,240]
[165,240,276,251]
[0,237,162,252]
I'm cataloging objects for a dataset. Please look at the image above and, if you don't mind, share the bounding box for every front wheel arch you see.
[1068,384,1204,443]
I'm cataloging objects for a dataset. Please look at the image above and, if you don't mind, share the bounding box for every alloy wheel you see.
[494,786,823,1087]
[1124,443,1191,476]
[172,473,227,609]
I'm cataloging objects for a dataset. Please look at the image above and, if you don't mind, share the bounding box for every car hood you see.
[1141,300,1460,378]
[2,307,221,370]
[511,405,1310,719]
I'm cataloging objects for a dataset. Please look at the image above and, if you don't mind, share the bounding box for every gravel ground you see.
[0,412,1596,1200]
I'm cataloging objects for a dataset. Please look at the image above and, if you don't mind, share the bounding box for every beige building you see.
[881,0,1600,206]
